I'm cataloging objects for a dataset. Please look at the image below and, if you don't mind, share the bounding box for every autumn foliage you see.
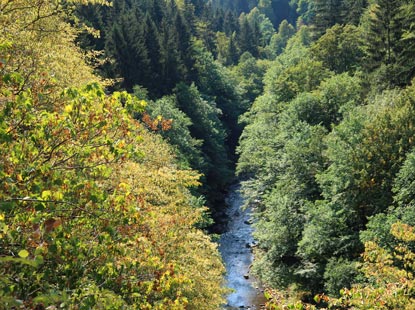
[0,1,226,309]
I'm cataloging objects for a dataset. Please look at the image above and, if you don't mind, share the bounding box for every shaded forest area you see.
[75,0,303,227]
[2,0,415,309]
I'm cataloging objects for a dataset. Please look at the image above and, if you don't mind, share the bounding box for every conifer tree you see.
[159,17,182,94]
[147,0,165,23]
[143,14,162,96]
[227,32,240,65]
[272,0,297,27]
[396,1,415,85]
[106,10,150,91]
[267,19,296,57]
[365,0,406,87]
[343,0,368,25]
[238,15,259,57]
[174,8,193,80]
[312,0,346,36]
[223,11,240,36]
[191,0,207,17]
[258,0,277,25]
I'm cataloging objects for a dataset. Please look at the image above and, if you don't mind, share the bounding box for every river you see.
[219,184,267,309]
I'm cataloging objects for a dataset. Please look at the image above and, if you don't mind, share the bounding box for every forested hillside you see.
[235,0,415,308]
[75,0,289,222]
[0,1,227,309]
[2,0,415,309]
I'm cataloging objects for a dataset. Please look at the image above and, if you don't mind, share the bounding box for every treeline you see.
[0,1,227,309]
[77,0,269,94]
[236,0,415,308]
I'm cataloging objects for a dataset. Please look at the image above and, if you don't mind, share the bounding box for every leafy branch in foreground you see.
[0,1,227,309]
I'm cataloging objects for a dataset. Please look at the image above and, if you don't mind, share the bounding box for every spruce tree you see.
[159,15,182,94]
[106,10,150,91]
[238,15,259,57]
[365,0,404,86]
[174,8,193,78]
[396,1,415,85]
[146,0,164,24]
[143,14,162,96]
[190,0,206,17]
[258,0,277,25]
[227,32,240,65]
[312,0,346,36]
[343,0,368,25]
[223,11,240,36]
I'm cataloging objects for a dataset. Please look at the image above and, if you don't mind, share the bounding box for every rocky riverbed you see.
[219,185,267,310]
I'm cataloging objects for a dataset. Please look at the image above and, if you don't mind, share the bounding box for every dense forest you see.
[2,0,415,309]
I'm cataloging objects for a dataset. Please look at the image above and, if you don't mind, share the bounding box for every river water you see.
[219,184,267,309]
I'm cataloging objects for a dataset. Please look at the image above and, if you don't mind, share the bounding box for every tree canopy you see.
[2,0,415,309]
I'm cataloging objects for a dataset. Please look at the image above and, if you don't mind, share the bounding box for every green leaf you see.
[0,256,38,267]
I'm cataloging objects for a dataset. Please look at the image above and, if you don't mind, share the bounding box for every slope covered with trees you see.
[3,0,415,308]
[0,1,227,308]
[75,0,415,307]
[75,0,285,219]
[235,0,415,308]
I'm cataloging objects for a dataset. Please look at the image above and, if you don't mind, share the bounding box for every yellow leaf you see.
[64,104,73,113]
[54,191,63,200]
[18,249,29,258]
[119,182,129,189]
[41,190,52,200]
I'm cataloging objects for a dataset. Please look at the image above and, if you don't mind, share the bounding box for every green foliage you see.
[266,19,296,58]
[319,89,415,218]
[393,150,415,208]
[291,0,315,24]
[312,0,347,36]
[230,52,270,103]
[206,1,415,310]
[140,94,204,171]
[246,7,276,47]
[310,0,367,36]
[323,257,359,297]
[238,14,260,57]
[266,223,415,308]
[310,24,365,74]
[191,39,245,161]
[215,32,239,66]
[362,144,415,252]
[364,0,415,88]
[23,0,415,307]
[0,79,227,309]
[237,25,369,295]
[174,82,232,204]
[266,57,331,103]
[237,3,415,299]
